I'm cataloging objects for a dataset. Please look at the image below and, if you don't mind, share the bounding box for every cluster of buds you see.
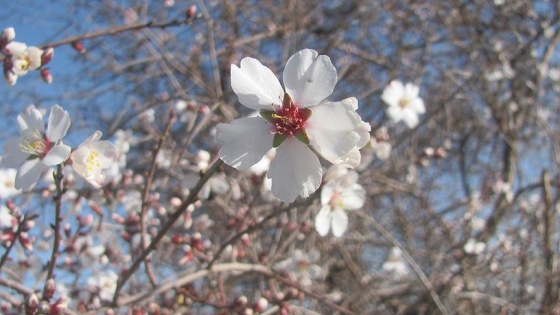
[1,27,54,85]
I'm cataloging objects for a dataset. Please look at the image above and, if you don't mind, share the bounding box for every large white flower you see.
[217,49,370,203]
[1,105,71,191]
[71,131,118,188]
[315,165,366,237]
[381,80,426,128]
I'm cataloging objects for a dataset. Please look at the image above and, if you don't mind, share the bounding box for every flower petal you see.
[46,105,71,142]
[217,117,274,171]
[409,98,426,114]
[42,143,71,166]
[402,111,420,128]
[267,138,322,203]
[283,49,337,107]
[1,138,29,168]
[330,209,348,237]
[80,131,103,146]
[89,141,118,167]
[315,206,332,236]
[15,158,47,191]
[231,58,284,111]
[17,105,43,134]
[381,80,404,107]
[306,98,361,164]
[339,184,366,210]
[334,147,361,168]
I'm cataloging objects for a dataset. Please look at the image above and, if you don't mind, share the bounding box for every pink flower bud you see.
[44,279,56,300]
[41,47,54,66]
[26,293,38,315]
[71,41,86,53]
[252,297,268,312]
[186,5,197,18]
[0,27,15,49]
[40,68,53,84]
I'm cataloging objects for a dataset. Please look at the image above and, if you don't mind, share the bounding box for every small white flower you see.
[315,166,366,237]
[217,49,370,203]
[88,270,118,302]
[3,41,43,85]
[71,131,118,188]
[274,249,324,287]
[1,105,71,190]
[382,80,425,128]
[0,168,20,199]
[382,247,410,279]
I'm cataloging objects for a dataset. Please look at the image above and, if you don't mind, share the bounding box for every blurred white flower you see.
[71,131,118,188]
[369,137,392,161]
[382,80,425,128]
[274,249,324,287]
[88,270,118,301]
[315,165,366,237]
[0,168,19,199]
[217,49,370,203]
[464,238,486,255]
[1,105,71,190]
[382,247,410,279]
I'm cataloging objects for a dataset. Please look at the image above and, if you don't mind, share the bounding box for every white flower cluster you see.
[0,27,53,85]
[0,104,118,191]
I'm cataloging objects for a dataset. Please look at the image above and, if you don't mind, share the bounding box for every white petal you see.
[15,158,47,191]
[89,141,118,167]
[42,144,71,166]
[283,49,337,107]
[306,98,361,164]
[381,80,404,107]
[1,138,29,168]
[404,83,420,98]
[46,105,71,142]
[330,209,348,237]
[231,58,284,111]
[386,106,404,123]
[17,105,43,134]
[268,138,322,203]
[410,98,426,114]
[4,42,27,55]
[355,120,371,149]
[334,147,361,168]
[314,206,332,236]
[402,111,420,129]
[80,131,103,146]
[26,47,43,70]
[217,117,274,170]
[339,184,366,210]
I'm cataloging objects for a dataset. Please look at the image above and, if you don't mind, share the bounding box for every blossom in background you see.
[382,80,425,128]
[0,168,20,199]
[217,49,370,203]
[382,247,410,279]
[464,238,486,255]
[274,249,325,287]
[1,105,71,190]
[315,165,366,237]
[1,27,52,86]
[87,270,118,302]
[70,131,118,188]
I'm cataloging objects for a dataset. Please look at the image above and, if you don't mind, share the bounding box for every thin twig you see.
[139,110,176,288]
[356,211,449,315]
[112,157,224,305]
[42,165,65,301]
[39,15,201,49]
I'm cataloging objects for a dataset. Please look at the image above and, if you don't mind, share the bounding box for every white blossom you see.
[382,80,426,128]
[382,247,410,279]
[71,131,118,188]
[0,168,20,199]
[217,49,370,203]
[1,105,71,190]
[88,270,118,302]
[315,165,366,237]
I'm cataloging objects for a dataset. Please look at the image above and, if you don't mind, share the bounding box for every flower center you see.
[86,151,101,174]
[261,93,312,147]
[19,129,50,157]
[398,97,411,108]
